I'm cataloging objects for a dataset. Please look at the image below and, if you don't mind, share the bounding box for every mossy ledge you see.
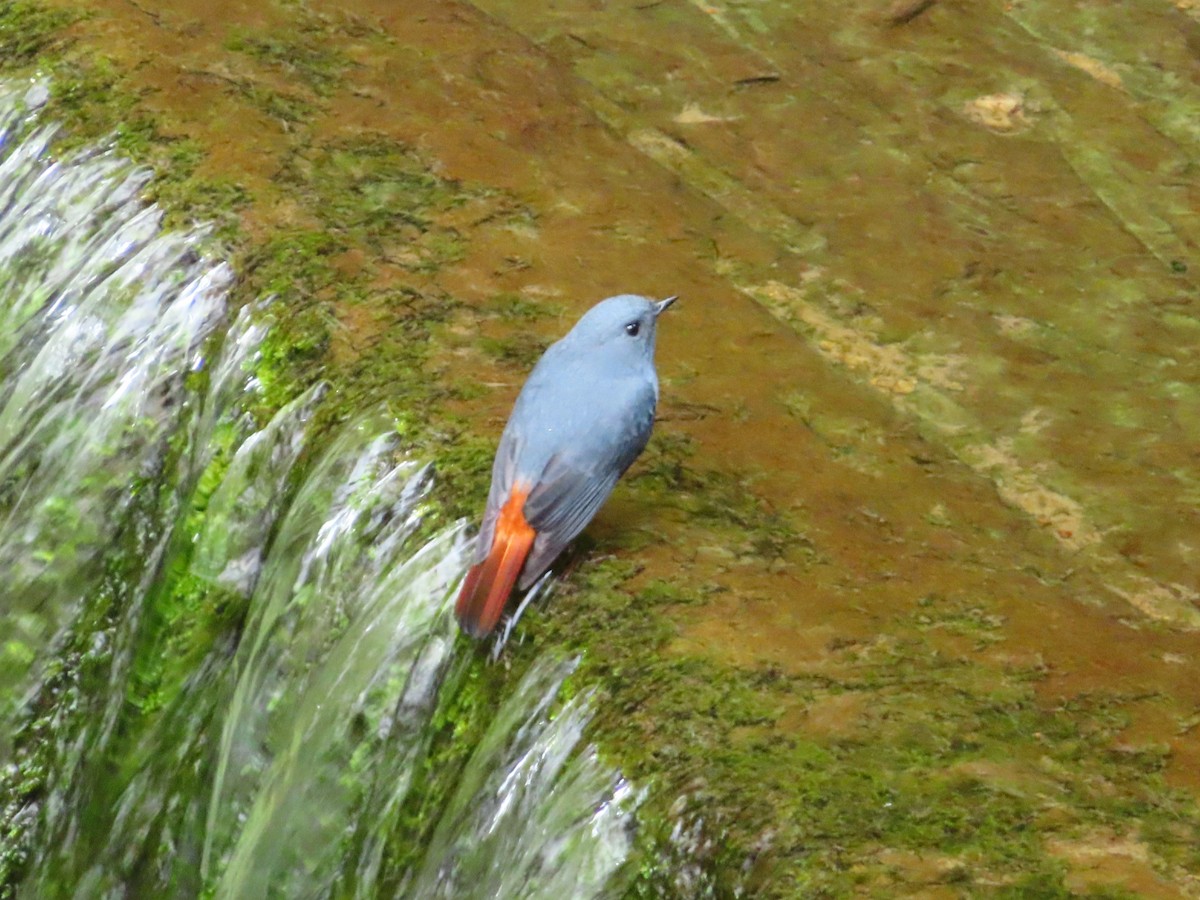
[2,1,1200,897]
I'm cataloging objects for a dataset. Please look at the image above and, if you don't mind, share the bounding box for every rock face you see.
[3,0,1200,895]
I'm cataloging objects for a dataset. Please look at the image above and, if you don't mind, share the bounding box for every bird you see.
[455,293,676,638]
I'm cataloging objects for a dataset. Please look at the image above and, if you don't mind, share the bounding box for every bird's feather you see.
[456,485,535,637]
[519,459,620,588]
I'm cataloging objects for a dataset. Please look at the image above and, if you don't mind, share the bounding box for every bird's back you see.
[507,338,658,482]
[473,335,658,580]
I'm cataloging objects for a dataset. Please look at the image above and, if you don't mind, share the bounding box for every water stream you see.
[0,82,641,899]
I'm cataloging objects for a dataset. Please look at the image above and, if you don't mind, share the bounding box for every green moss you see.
[425,427,496,520]
[248,83,316,125]
[125,417,247,718]
[0,0,78,65]
[632,430,815,565]
[478,333,550,368]
[496,553,1200,896]
[0,469,176,895]
[225,0,378,101]
[226,33,347,98]
[485,292,562,321]
[289,137,467,228]
[913,593,1006,647]
[370,654,499,892]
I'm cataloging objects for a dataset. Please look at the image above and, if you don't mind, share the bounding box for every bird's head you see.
[565,294,676,362]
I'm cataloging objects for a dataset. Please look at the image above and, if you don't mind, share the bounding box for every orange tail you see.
[455,487,535,638]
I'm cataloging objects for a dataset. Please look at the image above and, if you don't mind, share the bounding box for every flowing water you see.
[0,82,640,899]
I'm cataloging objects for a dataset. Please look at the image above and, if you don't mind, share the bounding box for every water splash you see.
[409,656,642,900]
[0,81,642,898]
[0,79,231,713]
[199,413,643,899]
[202,413,457,894]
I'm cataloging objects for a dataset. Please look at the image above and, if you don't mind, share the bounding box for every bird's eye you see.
[624,321,640,337]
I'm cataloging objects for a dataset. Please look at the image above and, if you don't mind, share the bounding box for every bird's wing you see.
[516,381,657,588]
[517,455,622,589]
[468,351,569,566]
[470,425,524,565]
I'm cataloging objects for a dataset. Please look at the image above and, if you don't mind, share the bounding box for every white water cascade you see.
[0,81,641,899]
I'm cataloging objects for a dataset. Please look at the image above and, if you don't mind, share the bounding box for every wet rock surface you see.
[6,0,1200,893]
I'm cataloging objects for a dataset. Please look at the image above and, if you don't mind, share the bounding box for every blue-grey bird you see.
[455,293,676,637]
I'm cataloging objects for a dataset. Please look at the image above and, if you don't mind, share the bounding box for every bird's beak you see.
[653,296,678,317]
